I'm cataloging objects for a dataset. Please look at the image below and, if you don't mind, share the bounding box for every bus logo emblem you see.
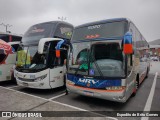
[88,25,101,30]
[87,83,90,87]
[78,78,98,84]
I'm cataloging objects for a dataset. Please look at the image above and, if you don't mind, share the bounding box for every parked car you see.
[150,56,159,61]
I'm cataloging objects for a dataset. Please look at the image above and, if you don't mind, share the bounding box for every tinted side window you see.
[0,34,9,42]
[12,36,22,42]
[11,44,20,52]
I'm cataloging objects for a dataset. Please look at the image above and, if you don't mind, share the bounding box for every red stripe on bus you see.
[9,35,12,42]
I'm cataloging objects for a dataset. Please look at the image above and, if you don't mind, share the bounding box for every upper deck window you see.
[22,23,55,44]
[72,21,128,41]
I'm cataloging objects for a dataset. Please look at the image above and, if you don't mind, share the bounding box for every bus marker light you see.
[66,80,75,85]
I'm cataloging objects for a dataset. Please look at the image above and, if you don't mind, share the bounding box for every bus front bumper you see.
[66,84,127,103]
[16,78,51,89]
[14,70,51,89]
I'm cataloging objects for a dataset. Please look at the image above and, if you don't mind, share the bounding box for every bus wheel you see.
[63,75,66,87]
[65,89,68,95]
[136,75,139,90]
[145,68,149,79]
[136,80,139,90]
[132,81,137,96]
[11,74,17,84]
[132,75,139,96]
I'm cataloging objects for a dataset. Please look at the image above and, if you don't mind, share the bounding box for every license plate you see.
[22,82,28,86]
[83,91,94,96]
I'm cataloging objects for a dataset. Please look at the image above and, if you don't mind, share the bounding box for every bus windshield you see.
[22,23,55,44]
[16,46,47,71]
[68,41,125,77]
[72,21,127,41]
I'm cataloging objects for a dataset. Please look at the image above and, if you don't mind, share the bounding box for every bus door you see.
[37,38,68,88]
[42,40,67,88]
[49,50,67,88]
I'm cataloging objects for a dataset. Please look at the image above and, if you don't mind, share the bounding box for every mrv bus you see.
[14,21,73,89]
[66,18,150,102]
[0,32,22,81]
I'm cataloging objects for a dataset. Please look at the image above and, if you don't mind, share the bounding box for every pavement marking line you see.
[141,72,158,120]
[8,85,20,89]
[48,93,66,100]
[51,100,118,120]
[0,85,50,101]
[0,85,118,120]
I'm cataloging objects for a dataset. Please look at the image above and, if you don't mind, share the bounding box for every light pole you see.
[0,23,12,33]
[58,17,67,21]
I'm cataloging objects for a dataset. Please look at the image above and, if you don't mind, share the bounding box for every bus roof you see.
[75,18,130,28]
[21,21,74,45]
[32,21,73,28]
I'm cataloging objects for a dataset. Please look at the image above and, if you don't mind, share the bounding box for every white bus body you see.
[14,38,66,89]
[66,18,150,102]
[0,41,20,81]
[14,21,73,89]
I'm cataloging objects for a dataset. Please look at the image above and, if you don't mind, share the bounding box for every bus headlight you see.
[66,80,75,85]
[35,74,47,82]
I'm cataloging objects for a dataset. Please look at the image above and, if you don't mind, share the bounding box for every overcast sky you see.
[0,0,160,41]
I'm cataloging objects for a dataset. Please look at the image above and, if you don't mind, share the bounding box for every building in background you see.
[149,39,160,60]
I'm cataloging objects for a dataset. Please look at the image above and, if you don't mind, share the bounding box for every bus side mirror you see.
[123,32,133,54]
[38,38,63,54]
[56,50,60,58]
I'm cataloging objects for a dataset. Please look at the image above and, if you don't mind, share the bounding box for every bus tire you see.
[11,73,17,83]
[145,67,149,79]
[132,75,139,96]
[132,82,137,96]
[65,89,68,95]
[63,75,66,87]
[136,75,139,89]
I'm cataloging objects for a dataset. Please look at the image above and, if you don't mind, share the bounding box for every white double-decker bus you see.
[66,18,150,102]
[14,21,73,89]
[0,32,21,81]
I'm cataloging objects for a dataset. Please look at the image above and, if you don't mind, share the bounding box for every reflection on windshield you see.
[16,46,46,70]
[68,42,125,77]
[68,42,90,75]
[22,35,45,44]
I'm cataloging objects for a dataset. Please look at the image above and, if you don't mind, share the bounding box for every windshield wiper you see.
[90,55,103,77]
[89,45,104,77]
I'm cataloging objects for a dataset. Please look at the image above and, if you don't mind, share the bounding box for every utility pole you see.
[0,23,12,33]
[58,16,67,21]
